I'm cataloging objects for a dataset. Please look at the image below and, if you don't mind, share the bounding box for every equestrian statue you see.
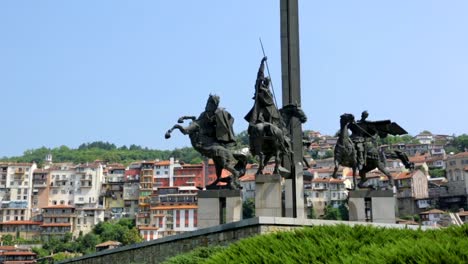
[245,57,307,176]
[165,95,247,189]
[332,111,414,189]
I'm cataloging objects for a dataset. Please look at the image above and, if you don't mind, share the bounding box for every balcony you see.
[80,180,93,188]
[14,169,25,175]
[42,212,76,218]
[33,181,47,188]
[138,212,150,218]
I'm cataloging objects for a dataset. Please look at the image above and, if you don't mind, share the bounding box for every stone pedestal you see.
[197,189,242,228]
[284,162,305,218]
[348,189,396,223]
[255,174,282,217]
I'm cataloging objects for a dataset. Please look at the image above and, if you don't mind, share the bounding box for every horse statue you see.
[247,104,307,176]
[245,57,308,176]
[165,95,247,189]
[332,112,414,189]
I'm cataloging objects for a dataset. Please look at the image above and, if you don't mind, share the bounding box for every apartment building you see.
[102,164,126,220]
[0,162,37,222]
[143,186,198,240]
[394,170,430,216]
[307,177,351,217]
[444,152,468,208]
[48,163,75,207]
[41,205,76,239]
[137,161,155,227]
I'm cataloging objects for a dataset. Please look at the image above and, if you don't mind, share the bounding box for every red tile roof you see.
[393,171,412,180]
[0,221,42,225]
[155,160,171,166]
[453,152,468,158]
[239,174,255,182]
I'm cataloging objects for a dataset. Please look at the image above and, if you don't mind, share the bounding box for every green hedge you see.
[163,225,468,264]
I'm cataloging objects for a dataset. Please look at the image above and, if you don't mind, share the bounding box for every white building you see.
[48,163,75,207]
[0,162,37,222]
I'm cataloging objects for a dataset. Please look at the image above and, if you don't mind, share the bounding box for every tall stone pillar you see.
[280,0,305,218]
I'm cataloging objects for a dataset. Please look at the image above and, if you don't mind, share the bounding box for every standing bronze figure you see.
[165,95,246,189]
[333,112,414,189]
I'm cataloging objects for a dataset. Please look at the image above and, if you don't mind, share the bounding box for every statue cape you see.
[215,109,236,144]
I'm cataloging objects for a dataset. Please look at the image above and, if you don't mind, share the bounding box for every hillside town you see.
[0,131,467,262]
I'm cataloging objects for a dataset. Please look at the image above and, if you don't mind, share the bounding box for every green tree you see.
[76,233,100,254]
[236,130,249,146]
[242,198,255,219]
[323,205,340,220]
[1,234,14,245]
[452,134,468,152]
[338,203,349,220]
[429,168,446,178]
[122,228,143,245]
[308,207,317,219]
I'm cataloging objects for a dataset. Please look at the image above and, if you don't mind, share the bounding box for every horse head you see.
[340,113,355,128]
[281,104,307,124]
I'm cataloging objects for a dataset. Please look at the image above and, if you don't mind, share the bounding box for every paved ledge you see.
[59,217,434,264]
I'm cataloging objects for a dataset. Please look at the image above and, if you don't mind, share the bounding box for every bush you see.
[168,225,468,264]
[162,246,225,264]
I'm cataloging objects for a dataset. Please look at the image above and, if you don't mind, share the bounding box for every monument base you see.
[198,189,242,228]
[348,189,396,223]
[255,174,282,217]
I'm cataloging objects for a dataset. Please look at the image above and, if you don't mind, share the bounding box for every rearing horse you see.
[165,116,246,189]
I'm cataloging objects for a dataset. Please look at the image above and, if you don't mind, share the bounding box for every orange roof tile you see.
[0,246,17,251]
[155,160,171,166]
[453,152,468,158]
[0,221,42,225]
[393,171,412,180]
[239,174,255,182]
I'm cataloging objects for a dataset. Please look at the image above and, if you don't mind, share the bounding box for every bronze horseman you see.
[333,111,414,189]
[165,95,246,189]
[245,57,307,176]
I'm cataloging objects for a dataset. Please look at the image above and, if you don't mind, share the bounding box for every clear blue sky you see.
[1,1,467,157]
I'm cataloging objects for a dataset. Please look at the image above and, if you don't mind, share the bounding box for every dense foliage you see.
[33,218,142,263]
[0,141,201,166]
[163,225,468,264]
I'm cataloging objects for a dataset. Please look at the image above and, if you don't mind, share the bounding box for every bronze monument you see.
[165,94,246,189]
[333,111,414,189]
